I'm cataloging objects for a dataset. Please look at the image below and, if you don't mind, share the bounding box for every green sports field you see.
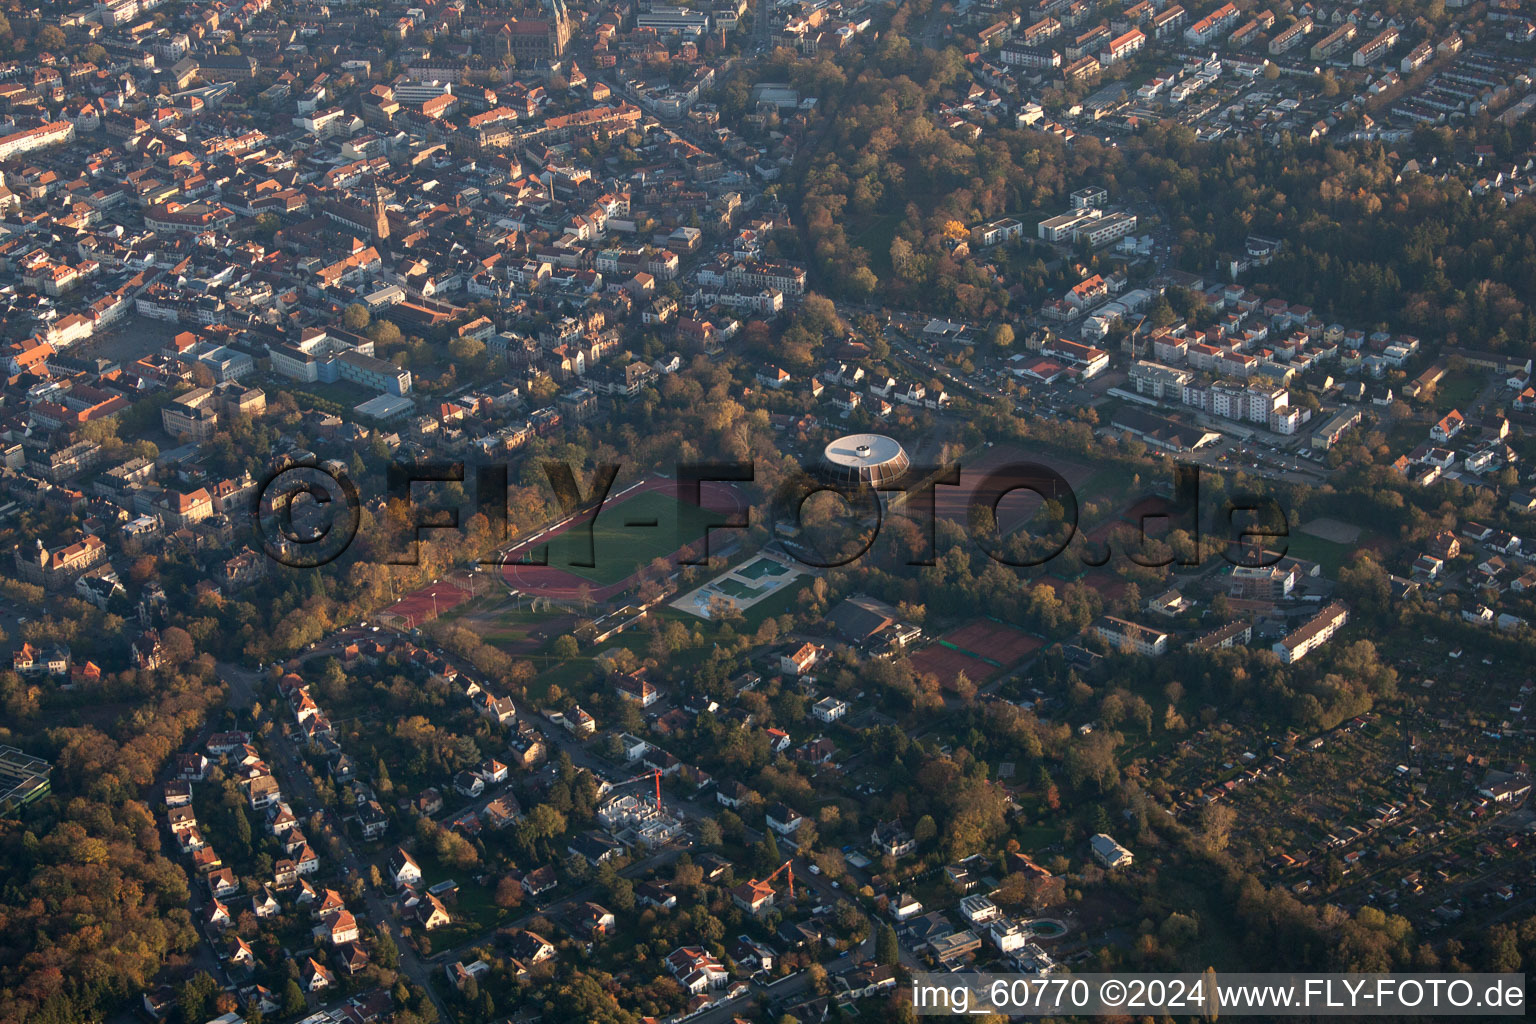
[530,489,726,586]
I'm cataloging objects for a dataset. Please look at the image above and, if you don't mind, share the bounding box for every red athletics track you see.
[497,476,750,604]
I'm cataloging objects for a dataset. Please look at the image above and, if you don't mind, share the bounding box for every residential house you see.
[890,892,924,921]
[1090,832,1134,869]
[872,820,916,858]
[300,957,336,993]
[812,696,848,723]
[314,909,360,946]
[417,892,452,930]
[731,878,777,916]
[575,902,616,938]
[387,847,423,889]
[666,946,728,994]
[520,865,558,897]
[207,868,239,899]
[765,803,805,835]
[511,930,557,964]
[780,642,821,676]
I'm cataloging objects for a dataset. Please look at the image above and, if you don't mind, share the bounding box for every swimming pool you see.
[737,557,789,581]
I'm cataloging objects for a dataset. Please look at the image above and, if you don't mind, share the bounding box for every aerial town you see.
[0,0,1533,1022]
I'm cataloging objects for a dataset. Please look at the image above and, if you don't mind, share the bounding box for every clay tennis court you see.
[909,643,1001,689]
[1080,569,1130,602]
[908,617,1044,689]
[498,477,749,604]
[940,619,1043,666]
[920,444,1098,536]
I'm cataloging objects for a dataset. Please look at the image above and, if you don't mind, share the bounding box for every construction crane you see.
[609,768,663,812]
[762,859,796,901]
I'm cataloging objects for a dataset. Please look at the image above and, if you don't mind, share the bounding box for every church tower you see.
[370,183,390,242]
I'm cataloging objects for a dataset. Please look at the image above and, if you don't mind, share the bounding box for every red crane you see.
[762,858,796,901]
[610,768,663,811]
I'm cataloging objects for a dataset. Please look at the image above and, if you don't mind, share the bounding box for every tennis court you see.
[910,644,1001,689]
[941,620,1043,667]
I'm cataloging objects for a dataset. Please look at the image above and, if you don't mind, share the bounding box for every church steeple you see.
[368,176,390,242]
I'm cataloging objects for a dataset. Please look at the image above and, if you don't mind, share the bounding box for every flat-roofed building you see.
[1228,563,1298,601]
[1129,360,1191,400]
[1038,209,1100,242]
[637,5,711,35]
[0,746,51,814]
[928,929,982,962]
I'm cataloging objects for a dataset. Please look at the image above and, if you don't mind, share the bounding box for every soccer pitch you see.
[528,489,726,586]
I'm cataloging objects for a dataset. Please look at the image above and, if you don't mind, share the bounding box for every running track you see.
[497,476,750,604]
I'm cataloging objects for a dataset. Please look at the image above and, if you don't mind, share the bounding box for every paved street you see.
[195,582,965,1023]
[218,662,458,1023]
[236,633,932,1020]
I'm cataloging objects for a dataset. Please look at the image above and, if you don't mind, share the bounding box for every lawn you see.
[534,490,723,587]
[1154,858,1253,969]
[1432,373,1481,413]
[1284,532,1357,575]
[414,851,516,949]
[439,598,558,647]
[1012,823,1066,852]
[738,577,810,629]
[1386,419,1427,453]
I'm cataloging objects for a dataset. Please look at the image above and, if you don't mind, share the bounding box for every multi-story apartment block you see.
[1093,616,1170,657]
[1272,602,1349,664]
[1129,360,1191,400]
[1184,2,1239,43]
[725,261,806,297]
[1152,4,1188,39]
[1353,27,1399,66]
[1270,17,1314,54]
[1247,384,1288,423]
[1100,28,1145,63]
[1310,22,1357,61]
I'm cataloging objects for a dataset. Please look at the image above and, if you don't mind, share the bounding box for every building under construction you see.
[598,793,683,847]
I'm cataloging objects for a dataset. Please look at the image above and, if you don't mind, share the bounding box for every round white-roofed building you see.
[818,433,910,488]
